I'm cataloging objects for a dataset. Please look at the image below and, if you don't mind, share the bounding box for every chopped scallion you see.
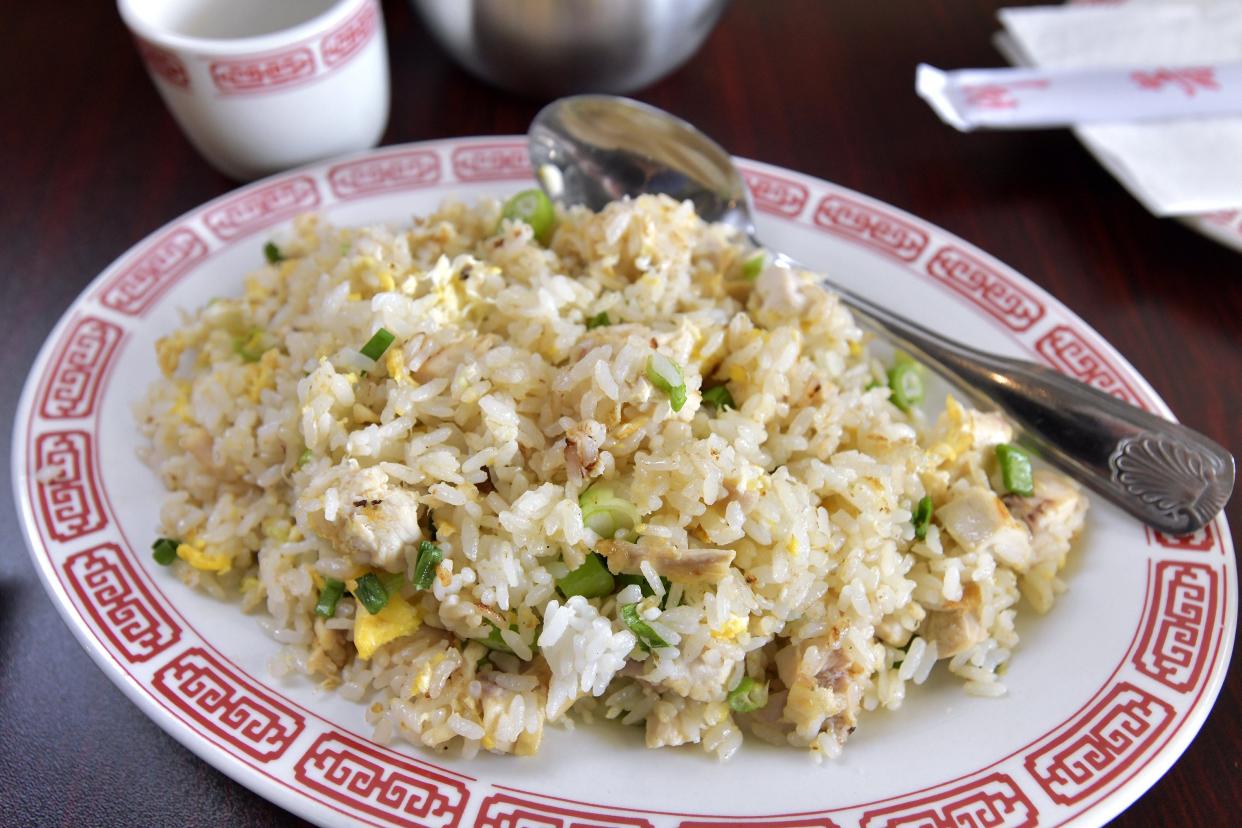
[353,573,389,615]
[620,603,669,651]
[482,622,514,653]
[556,553,615,598]
[995,444,1034,497]
[360,327,395,362]
[585,311,611,330]
[233,328,271,363]
[701,385,735,411]
[579,483,640,540]
[152,537,179,566]
[499,189,556,245]
[646,353,687,412]
[263,241,283,264]
[296,447,312,468]
[887,355,923,412]
[742,252,765,281]
[727,675,770,713]
[315,578,345,618]
[378,570,407,597]
[912,495,933,540]
[412,540,444,590]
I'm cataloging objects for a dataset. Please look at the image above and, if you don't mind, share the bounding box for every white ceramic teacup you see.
[118,0,390,180]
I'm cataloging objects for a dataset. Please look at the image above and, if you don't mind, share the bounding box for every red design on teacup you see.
[152,648,305,761]
[134,37,190,89]
[1133,561,1219,693]
[743,170,810,218]
[1023,682,1175,805]
[450,143,532,182]
[813,194,929,262]
[63,543,182,663]
[476,793,654,828]
[34,430,106,542]
[203,176,321,241]
[1034,325,1145,408]
[99,226,209,316]
[1131,67,1219,97]
[328,150,442,199]
[859,773,1038,828]
[38,316,123,419]
[210,48,317,95]
[321,0,379,68]
[925,245,1046,332]
[293,731,469,828]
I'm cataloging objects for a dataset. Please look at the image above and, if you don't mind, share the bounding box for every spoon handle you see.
[806,261,1235,535]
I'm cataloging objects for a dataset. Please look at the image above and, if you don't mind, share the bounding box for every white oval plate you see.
[12,137,1235,828]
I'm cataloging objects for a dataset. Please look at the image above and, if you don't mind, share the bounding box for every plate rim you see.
[12,134,1236,828]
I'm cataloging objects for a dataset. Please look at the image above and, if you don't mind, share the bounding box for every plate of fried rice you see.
[13,138,1235,828]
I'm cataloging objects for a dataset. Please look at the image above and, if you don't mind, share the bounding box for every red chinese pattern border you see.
[328,149,442,199]
[812,192,930,262]
[450,143,531,182]
[63,542,181,663]
[97,224,209,317]
[38,315,123,419]
[1023,681,1176,806]
[1145,522,1220,554]
[1132,561,1219,693]
[475,792,656,828]
[743,169,810,218]
[1034,324,1147,409]
[858,772,1038,828]
[293,731,469,828]
[924,244,1046,332]
[151,647,305,762]
[34,429,107,542]
[202,175,321,241]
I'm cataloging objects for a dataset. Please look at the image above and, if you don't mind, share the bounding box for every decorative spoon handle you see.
[794,253,1235,535]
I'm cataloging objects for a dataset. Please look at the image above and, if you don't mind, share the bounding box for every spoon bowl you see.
[529,94,1234,534]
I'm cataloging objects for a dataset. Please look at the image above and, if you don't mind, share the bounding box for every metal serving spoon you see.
[529,94,1234,535]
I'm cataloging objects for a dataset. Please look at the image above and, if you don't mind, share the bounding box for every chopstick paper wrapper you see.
[917,63,1242,131]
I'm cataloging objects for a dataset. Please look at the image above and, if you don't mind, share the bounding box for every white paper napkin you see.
[998,0,1242,216]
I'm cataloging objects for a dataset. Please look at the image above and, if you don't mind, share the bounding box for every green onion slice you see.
[912,495,933,540]
[556,553,615,598]
[315,578,345,618]
[579,483,640,539]
[233,328,272,363]
[481,622,514,653]
[620,603,669,651]
[353,573,389,615]
[412,540,444,590]
[727,675,770,713]
[995,444,1034,497]
[586,311,611,330]
[263,241,283,264]
[887,355,923,412]
[296,447,312,468]
[360,328,395,362]
[152,537,179,566]
[742,252,765,281]
[499,189,556,245]
[701,385,735,411]
[646,353,687,412]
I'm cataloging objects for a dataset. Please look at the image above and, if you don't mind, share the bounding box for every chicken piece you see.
[919,581,986,658]
[937,486,1033,571]
[307,466,423,569]
[597,537,735,585]
[564,419,606,483]
[1004,469,1085,538]
[774,634,863,745]
[750,265,809,319]
[967,410,1014,450]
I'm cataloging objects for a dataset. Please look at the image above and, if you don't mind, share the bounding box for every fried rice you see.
[136,193,1087,761]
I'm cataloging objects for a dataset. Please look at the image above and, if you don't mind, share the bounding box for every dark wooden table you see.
[1,1,1237,825]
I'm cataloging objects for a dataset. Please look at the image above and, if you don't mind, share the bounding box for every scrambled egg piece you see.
[711,615,749,641]
[177,540,232,573]
[354,597,422,660]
